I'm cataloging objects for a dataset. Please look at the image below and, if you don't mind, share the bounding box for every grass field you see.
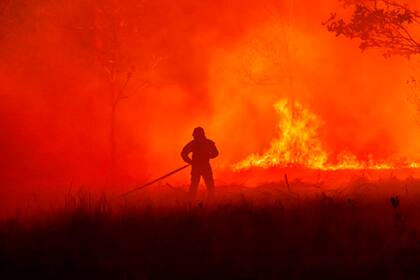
[2,174,420,279]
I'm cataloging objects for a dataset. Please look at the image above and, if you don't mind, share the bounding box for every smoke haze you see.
[1,0,419,199]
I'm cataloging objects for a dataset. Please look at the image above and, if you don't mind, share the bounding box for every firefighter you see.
[181,127,219,199]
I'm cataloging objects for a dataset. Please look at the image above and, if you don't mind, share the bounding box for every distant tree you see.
[92,0,162,184]
[325,0,420,119]
[0,0,15,41]
[0,0,11,19]
[93,1,134,184]
[324,0,420,58]
[61,0,162,185]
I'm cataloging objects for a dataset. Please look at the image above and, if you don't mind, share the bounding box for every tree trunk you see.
[109,95,117,186]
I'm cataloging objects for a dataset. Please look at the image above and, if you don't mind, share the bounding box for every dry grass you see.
[1,177,420,279]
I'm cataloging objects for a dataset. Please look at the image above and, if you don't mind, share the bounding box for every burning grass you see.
[233,99,420,171]
[2,177,420,279]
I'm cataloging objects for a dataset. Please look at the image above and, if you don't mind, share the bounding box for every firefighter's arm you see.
[181,143,193,164]
[209,142,219,159]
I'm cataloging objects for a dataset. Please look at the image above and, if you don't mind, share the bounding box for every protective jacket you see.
[181,138,219,170]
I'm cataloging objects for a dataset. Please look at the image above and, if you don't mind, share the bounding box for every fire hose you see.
[118,164,190,198]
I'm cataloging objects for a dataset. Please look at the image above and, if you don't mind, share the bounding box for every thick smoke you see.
[0,0,419,199]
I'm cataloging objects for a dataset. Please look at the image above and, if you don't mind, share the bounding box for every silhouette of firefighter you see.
[181,127,218,198]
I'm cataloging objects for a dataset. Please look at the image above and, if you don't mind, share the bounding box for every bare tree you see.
[324,0,420,58]
[58,0,162,184]
[0,0,11,18]
[91,0,161,184]
[93,1,133,184]
[0,0,17,42]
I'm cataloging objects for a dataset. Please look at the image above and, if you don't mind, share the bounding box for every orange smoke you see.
[1,0,420,195]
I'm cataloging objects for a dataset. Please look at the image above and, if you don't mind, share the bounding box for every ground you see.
[2,171,420,279]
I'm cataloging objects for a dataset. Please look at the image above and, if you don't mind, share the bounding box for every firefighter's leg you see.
[189,171,200,199]
[203,168,215,199]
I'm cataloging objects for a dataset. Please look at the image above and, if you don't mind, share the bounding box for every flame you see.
[233,99,419,171]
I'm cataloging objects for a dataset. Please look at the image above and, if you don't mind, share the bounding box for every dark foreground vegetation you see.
[2,179,420,279]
